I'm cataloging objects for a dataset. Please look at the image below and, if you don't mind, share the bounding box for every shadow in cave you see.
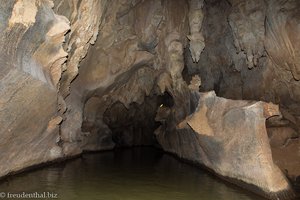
[102,92,174,148]
[266,115,300,195]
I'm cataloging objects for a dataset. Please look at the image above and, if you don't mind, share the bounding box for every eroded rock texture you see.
[1,0,300,199]
[0,0,68,178]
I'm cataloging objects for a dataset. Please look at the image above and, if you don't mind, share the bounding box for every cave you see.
[1,0,300,200]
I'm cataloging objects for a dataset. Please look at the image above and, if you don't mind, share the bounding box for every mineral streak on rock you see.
[265,0,300,81]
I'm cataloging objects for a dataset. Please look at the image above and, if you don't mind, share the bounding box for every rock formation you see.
[187,0,205,63]
[0,0,69,178]
[0,0,300,199]
[158,91,294,199]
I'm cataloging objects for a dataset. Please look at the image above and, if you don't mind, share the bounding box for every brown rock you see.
[157,91,294,199]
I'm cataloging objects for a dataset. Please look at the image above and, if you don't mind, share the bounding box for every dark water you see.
[0,147,264,200]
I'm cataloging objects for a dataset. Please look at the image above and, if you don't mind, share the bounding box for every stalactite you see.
[187,0,205,63]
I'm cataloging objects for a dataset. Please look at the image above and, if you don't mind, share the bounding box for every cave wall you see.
[0,0,68,178]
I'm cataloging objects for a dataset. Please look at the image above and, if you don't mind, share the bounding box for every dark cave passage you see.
[85,92,176,148]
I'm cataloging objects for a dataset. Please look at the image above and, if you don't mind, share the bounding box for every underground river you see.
[0,147,265,200]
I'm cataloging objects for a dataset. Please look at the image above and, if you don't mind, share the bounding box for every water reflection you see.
[0,147,264,200]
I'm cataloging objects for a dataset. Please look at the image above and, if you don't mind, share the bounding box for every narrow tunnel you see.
[0,0,300,200]
[101,92,174,147]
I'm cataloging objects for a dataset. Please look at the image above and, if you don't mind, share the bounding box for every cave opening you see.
[82,91,175,148]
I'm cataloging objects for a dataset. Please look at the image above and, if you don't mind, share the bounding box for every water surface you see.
[0,147,264,200]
